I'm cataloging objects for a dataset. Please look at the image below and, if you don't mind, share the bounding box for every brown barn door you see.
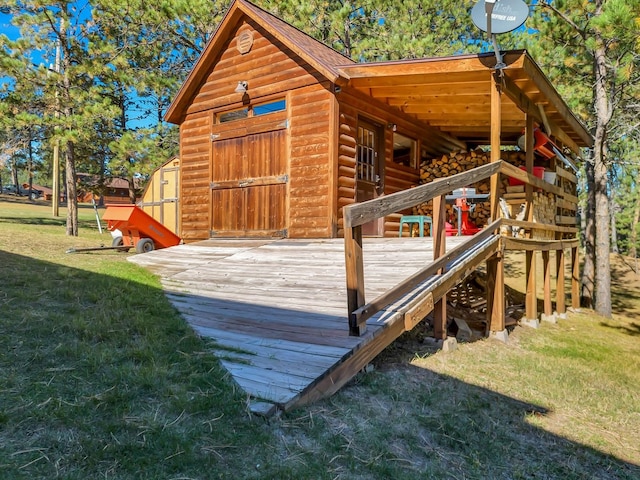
[356,119,384,236]
[210,129,288,237]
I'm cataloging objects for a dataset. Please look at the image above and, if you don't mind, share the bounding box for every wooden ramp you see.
[129,236,498,412]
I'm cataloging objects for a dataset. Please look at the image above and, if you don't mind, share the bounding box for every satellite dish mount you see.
[471,0,530,71]
[484,0,505,69]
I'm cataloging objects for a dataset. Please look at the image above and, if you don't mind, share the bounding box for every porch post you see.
[432,194,447,340]
[487,69,507,341]
[489,71,502,222]
[522,115,539,328]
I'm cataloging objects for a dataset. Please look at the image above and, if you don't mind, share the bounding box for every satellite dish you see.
[471,0,530,34]
[471,0,529,70]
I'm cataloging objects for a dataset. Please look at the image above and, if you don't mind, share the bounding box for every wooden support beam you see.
[502,219,579,235]
[521,58,593,148]
[490,71,502,222]
[344,225,365,336]
[432,194,447,340]
[556,247,566,315]
[501,72,586,153]
[571,246,580,309]
[542,250,553,317]
[525,114,535,224]
[503,237,579,251]
[525,251,537,321]
[486,252,505,334]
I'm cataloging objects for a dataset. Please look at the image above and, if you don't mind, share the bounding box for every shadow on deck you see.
[129,236,492,414]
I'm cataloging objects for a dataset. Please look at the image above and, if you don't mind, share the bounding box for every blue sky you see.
[0,12,19,40]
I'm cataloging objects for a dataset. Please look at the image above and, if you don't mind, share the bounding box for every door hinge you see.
[210,133,220,141]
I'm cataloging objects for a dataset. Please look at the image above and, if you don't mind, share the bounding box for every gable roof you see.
[165,0,353,124]
[165,1,592,152]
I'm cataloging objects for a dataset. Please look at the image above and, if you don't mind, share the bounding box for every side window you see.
[392,133,417,168]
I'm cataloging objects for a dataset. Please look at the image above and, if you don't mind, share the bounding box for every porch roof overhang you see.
[337,50,593,154]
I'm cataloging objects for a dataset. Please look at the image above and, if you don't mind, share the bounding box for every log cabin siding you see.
[188,21,324,117]
[179,111,212,241]
[178,18,338,240]
[288,84,333,238]
[336,88,433,237]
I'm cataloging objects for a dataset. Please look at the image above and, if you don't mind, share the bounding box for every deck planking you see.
[129,237,470,411]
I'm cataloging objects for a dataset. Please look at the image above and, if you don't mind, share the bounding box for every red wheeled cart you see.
[102,205,181,253]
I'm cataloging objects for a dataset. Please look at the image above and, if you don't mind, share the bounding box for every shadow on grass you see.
[600,320,640,337]
[0,249,267,479]
[334,362,639,479]
[610,261,640,320]
[0,215,98,229]
[2,247,638,479]
[133,244,638,479]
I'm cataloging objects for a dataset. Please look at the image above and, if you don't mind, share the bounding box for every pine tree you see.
[528,0,640,317]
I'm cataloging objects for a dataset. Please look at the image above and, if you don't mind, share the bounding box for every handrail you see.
[344,161,502,229]
[343,158,579,336]
[351,218,502,327]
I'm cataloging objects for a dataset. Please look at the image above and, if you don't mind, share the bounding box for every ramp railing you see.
[343,160,580,336]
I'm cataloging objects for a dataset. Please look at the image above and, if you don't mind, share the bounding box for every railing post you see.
[556,247,566,317]
[432,194,447,340]
[345,224,365,336]
[571,246,580,309]
[542,250,554,322]
[525,250,538,323]
[486,251,505,334]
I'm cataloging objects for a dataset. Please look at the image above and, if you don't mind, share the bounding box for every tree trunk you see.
[593,36,612,317]
[128,177,136,204]
[66,140,79,236]
[11,162,20,194]
[28,132,34,198]
[610,197,619,254]
[630,190,640,274]
[581,158,595,308]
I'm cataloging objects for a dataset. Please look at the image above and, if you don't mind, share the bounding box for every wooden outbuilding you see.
[150,0,595,411]
[166,0,590,242]
[138,157,181,235]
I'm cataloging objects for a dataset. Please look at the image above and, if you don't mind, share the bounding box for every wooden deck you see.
[129,236,482,413]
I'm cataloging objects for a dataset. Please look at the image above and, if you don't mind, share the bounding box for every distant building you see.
[77,174,142,205]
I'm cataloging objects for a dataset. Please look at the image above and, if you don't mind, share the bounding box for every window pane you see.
[393,133,417,168]
[254,99,286,116]
[219,108,249,123]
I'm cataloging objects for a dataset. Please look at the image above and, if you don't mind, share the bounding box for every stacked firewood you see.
[414,148,527,228]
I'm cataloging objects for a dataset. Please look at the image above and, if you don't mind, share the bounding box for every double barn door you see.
[210,129,288,237]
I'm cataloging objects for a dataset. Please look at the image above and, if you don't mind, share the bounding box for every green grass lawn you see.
[1,197,639,479]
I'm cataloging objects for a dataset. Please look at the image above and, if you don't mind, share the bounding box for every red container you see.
[103,205,181,253]
[509,166,545,187]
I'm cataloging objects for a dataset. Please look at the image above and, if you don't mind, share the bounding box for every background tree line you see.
[1,0,638,316]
